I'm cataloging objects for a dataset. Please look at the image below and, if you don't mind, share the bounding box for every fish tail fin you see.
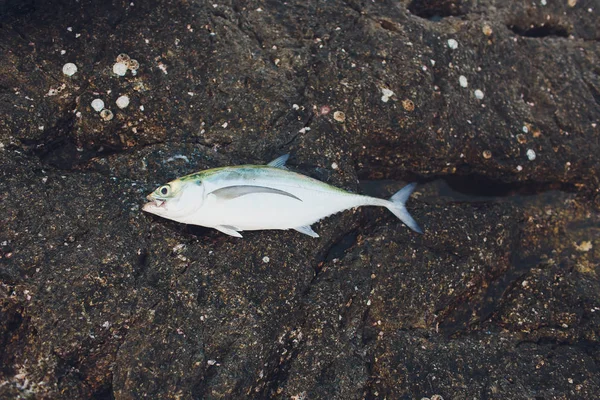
[386,183,423,234]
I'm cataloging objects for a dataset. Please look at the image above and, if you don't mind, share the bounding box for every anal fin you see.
[293,225,319,238]
[214,225,243,238]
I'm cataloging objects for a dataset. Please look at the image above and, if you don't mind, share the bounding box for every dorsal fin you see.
[267,154,289,169]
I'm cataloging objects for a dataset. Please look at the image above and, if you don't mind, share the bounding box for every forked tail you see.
[386,183,423,234]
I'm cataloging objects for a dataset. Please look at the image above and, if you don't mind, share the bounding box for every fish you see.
[142,154,423,238]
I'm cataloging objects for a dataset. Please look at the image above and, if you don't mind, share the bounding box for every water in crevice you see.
[359,176,577,208]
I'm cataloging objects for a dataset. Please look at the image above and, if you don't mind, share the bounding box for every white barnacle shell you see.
[113,62,128,76]
[91,99,105,112]
[116,95,130,109]
[526,149,536,161]
[62,63,78,76]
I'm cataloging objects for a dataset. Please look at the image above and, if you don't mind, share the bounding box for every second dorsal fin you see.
[267,154,289,169]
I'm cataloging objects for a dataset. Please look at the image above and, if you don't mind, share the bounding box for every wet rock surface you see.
[1,0,599,399]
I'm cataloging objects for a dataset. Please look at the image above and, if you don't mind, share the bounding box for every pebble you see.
[262,256,270,263]
[113,62,128,76]
[447,39,458,49]
[116,95,130,109]
[526,149,536,161]
[91,99,105,112]
[62,63,78,76]
[474,89,484,99]
[575,241,592,252]
[459,75,468,88]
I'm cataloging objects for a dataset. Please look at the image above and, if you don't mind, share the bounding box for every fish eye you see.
[158,185,170,196]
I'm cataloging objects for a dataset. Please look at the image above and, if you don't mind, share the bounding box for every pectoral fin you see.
[214,225,243,238]
[210,185,302,201]
[293,225,319,238]
[267,154,289,168]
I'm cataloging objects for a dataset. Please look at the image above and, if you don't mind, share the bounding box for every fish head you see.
[142,178,205,220]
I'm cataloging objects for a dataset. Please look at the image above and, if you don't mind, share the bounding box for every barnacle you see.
[100,109,114,121]
[128,59,140,71]
[116,95,130,109]
[62,63,77,76]
[91,99,104,112]
[333,111,346,122]
[113,62,128,76]
[116,53,131,64]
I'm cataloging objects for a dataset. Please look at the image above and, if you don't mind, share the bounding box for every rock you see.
[1,0,599,398]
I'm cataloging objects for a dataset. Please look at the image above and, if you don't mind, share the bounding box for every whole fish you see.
[142,154,422,237]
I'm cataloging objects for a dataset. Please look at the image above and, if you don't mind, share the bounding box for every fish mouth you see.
[142,197,168,211]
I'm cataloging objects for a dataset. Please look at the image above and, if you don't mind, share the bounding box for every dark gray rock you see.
[1,0,599,399]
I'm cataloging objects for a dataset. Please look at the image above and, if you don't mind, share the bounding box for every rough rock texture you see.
[1,0,599,399]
